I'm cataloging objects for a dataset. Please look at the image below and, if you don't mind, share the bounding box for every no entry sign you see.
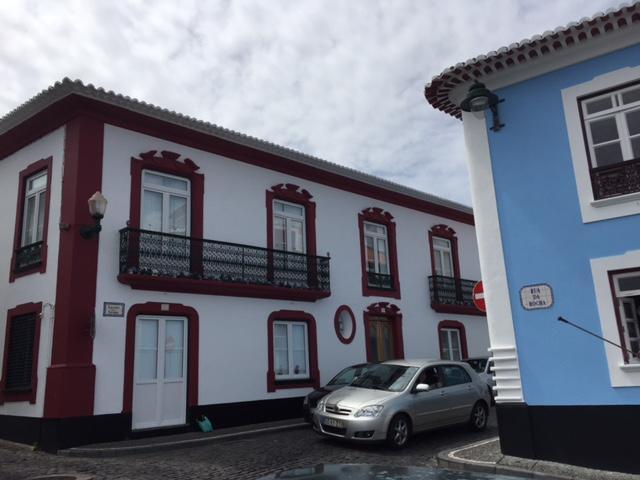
[473,281,486,312]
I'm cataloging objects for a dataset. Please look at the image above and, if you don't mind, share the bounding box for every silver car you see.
[312,359,491,448]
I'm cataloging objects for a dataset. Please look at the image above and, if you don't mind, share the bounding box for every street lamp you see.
[459,81,504,132]
[80,191,108,239]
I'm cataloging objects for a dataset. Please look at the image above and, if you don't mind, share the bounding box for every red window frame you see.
[10,157,53,282]
[428,224,461,279]
[0,302,42,404]
[266,184,317,256]
[363,302,404,362]
[334,305,356,345]
[128,150,204,238]
[267,310,320,392]
[358,208,401,299]
[437,320,469,360]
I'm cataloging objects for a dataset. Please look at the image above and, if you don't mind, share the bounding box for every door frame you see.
[123,303,199,421]
[363,302,404,362]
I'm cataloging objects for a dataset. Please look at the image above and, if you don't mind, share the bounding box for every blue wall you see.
[488,43,640,406]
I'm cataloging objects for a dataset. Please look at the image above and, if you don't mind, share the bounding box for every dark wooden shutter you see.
[5,313,37,392]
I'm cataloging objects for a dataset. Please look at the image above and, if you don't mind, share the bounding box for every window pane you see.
[626,109,640,137]
[589,117,619,144]
[594,142,624,167]
[137,319,158,380]
[365,236,375,272]
[273,217,286,250]
[164,320,184,379]
[627,322,638,339]
[145,172,188,191]
[622,88,640,105]
[585,96,613,115]
[142,190,163,231]
[284,203,304,217]
[291,325,307,376]
[439,329,450,360]
[442,251,453,277]
[36,191,46,242]
[365,223,385,235]
[168,196,187,235]
[433,237,451,249]
[274,324,289,376]
[28,173,47,193]
[450,330,461,351]
[289,220,304,253]
[377,238,389,274]
[618,275,640,292]
[632,137,640,160]
[22,196,36,245]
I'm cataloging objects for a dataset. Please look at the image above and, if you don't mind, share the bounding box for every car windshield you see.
[350,364,418,392]
[464,358,488,373]
[327,365,362,386]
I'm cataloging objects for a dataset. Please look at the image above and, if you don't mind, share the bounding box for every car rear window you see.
[464,358,487,373]
[327,366,361,386]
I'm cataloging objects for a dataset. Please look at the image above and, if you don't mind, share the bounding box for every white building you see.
[0,79,487,450]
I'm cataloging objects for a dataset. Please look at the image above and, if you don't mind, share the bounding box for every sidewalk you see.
[438,437,640,480]
[59,418,308,457]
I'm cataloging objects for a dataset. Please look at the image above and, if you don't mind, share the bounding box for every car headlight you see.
[316,399,327,412]
[354,405,384,417]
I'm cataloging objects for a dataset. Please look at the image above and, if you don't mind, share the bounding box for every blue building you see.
[426,3,640,474]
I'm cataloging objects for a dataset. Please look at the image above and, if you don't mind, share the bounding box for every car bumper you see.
[312,410,389,442]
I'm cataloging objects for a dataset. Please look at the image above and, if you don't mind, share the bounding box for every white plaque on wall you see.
[520,284,553,310]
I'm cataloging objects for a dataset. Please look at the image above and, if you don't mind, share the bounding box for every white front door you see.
[133,316,188,430]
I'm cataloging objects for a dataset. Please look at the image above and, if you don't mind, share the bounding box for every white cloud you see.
[0,0,623,205]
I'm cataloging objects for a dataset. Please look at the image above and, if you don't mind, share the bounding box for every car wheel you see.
[469,401,488,431]
[386,414,411,449]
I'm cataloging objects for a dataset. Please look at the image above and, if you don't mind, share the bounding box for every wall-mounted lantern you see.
[80,191,108,239]
[460,81,504,132]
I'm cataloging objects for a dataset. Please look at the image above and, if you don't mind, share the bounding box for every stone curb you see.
[436,437,573,480]
[58,422,309,458]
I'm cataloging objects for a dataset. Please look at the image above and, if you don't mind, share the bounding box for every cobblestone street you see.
[0,414,497,480]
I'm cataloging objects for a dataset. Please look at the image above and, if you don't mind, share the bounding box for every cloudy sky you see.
[0,0,624,206]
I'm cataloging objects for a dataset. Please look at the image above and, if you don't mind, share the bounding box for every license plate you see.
[323,418,345,429]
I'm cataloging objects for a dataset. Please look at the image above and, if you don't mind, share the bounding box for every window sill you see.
[118,274,331,302]
[591,191,640,208]
[269,378,319,392]
[0,388,36,404]
[619,363,640,372]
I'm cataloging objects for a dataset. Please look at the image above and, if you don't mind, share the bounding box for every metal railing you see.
[14,241,43,273]
[591,157,640,200]
[119,228,331,291]
[428,275,477,308]
[366,271,394,290]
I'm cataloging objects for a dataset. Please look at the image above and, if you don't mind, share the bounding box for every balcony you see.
[428,275,484,316]
[13,241,44,273]
[118,228,331,301]
[366,271,394,290]
[591,157,640,200]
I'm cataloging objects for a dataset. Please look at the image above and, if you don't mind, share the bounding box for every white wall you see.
[0,128,65,417]
[92,124,488,415]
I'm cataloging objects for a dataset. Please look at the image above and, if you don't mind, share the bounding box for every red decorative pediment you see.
[360,207,394,223]
[134,150,200,173]
[366,302,401,316]
[269,183,313,202]
[430,224,456,238]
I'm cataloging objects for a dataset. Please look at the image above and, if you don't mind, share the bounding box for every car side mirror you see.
[415,383,430,393]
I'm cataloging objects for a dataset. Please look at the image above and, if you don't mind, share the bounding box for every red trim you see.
[362,302,404,362]
[0,302,42,405]
[437,320,469,359]
[358,208,401,299]
[334,305,356,344]
[267,310,320,392]
[266,184,317,256]
[428,224,461,279]
[129,150,204,239]
[9,157,52,282]
[43,116,103,418]
[0,94,474,225]
[607,267,640,364]
[118,273,330,302]
[123,302,199,414]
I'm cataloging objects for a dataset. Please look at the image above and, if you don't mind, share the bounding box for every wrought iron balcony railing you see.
[14,241,44,273]
[428,275,482,314]
[591,157,640,200]
[366,271,394,290]
[119,228,331,296]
